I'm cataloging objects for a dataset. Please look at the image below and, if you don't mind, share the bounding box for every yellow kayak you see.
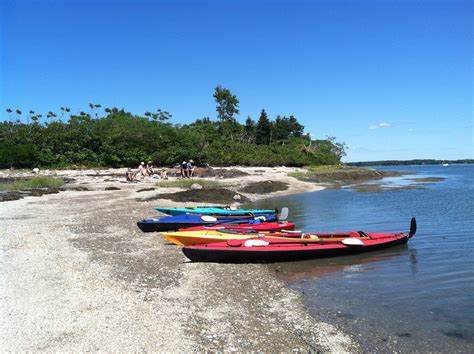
[161,230,314,246]
[160,229,364,246]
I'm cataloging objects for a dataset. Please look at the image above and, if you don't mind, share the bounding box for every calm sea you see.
[253,164,473,352]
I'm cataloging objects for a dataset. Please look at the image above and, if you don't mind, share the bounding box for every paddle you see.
[197,205,230,210]
[203,216,260,227]
[218,228,259,235]
[277,207,289,221]
[200,215,218,222]
[280,229,302,234]
[226,238,343,247]
[409,217,417,237]
[191,207,285,231]
[204,208,283,227]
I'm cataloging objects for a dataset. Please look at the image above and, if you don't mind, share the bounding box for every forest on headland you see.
[0,87,346,169]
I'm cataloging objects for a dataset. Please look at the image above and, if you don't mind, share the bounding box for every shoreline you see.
[0,166,363,351]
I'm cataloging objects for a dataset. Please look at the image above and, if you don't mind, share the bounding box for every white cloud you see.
[369,122,392,130]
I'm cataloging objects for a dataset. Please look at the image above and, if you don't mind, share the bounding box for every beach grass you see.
[0,177,64,191]
[155,178,223,189]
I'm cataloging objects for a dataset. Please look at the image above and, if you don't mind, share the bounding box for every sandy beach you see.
[0,167,359,351]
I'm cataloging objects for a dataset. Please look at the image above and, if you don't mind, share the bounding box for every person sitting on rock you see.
[187,159,195,177]
[160,168,168,180]
[126,168,134,182]
[181,161,189,178]
[126,162,146,182]
[137,161,146,177]
[145,161,155,176]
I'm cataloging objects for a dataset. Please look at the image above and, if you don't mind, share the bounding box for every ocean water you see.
[253,165,473,352]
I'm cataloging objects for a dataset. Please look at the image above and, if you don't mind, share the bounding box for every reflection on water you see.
[271,245,411,282]
[251,165,474,352]
[408,248,418,274]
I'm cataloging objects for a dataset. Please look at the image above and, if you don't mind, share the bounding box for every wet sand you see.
[0,167,359,351]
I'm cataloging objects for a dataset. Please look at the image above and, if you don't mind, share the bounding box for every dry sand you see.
[0,167,359,351]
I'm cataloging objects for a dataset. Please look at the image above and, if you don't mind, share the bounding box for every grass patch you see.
[155,178,223,189]
[287,171,309,178]
[0,177,64,191]
[288,165,361,178]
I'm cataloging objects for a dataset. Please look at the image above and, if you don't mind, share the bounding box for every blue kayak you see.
[137,213,277,232]
[155,207,277,216]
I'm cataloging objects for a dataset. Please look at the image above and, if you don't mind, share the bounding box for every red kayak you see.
[179,221,296,232]
[182,218,417,263]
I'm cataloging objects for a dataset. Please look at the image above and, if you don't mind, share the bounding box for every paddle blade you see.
[278,207,289,221]
[409,217,417,237]
[201,215,217,222]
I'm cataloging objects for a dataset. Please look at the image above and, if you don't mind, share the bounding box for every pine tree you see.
[255,109,272,145]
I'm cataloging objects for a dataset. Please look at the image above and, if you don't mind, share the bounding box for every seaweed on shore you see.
[407,177,446,183]
[0,188,61,202]
[136,188,156,193]
[194,168,249,179]
[144,188,250,204]
[350,184,426,193]
[105,186,121,191]
[239,180,289,194]
[294,168,412,184]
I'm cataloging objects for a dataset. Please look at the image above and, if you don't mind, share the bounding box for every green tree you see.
[272,115,305,142]
[255,109,272,145]
[89,103,102,118]
[242,116,256,143]
[213,86,240,122]
[213,86,241,140]
[59,107,71,121]
[326,136,347,160]
[145,109,172,122]
[15,109,22,123]
[47,111,57,123]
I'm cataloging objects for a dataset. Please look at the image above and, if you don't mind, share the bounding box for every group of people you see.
[126,159,196,182]
[180,159,195,178]
[126,161,168,182]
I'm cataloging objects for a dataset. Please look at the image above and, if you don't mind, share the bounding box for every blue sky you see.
[1,0,472,162]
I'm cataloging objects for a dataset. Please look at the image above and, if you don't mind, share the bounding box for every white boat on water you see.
[442,163,449,166]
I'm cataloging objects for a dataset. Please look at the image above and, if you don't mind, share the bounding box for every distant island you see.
[347,159,474,166]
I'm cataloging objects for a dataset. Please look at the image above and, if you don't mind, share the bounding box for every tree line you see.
[0,86,347,168]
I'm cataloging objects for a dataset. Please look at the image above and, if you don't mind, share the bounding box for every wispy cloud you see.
[368,122,392,130]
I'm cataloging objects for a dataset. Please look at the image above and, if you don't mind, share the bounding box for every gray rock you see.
[190,183,203,190]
